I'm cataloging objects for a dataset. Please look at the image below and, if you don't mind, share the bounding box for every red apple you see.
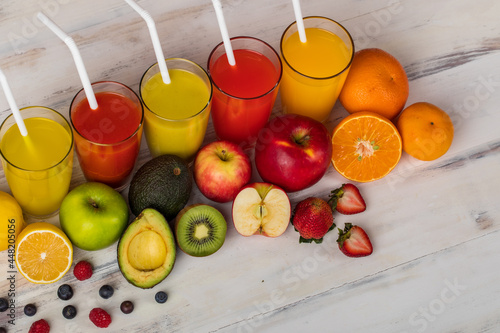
[254,114,332,192]
[232,183,290,237]
[194,140,252,203]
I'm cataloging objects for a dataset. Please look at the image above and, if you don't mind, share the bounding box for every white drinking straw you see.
[211,0,236,66]
[37,12,98,110]
[0,69,28,136]
[124,0,171,84]
[292,0,307,43]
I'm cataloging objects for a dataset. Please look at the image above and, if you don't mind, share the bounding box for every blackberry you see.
[98,285,114,299]
[62,305,77,319]
[24,303,37,316]
[57,284,74,301]
[155,291,168,304]
[0,327,6,333]
[120,300,134,314]
[0,298,8,312]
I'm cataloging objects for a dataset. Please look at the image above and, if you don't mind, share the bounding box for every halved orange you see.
[331,111,402,182]
[15,222,73,284]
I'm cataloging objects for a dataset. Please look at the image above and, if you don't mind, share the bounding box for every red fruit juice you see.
[71,91,143,189]
[210,49,281,145]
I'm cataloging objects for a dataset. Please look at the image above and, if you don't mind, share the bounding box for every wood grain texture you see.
[1,0,500,332]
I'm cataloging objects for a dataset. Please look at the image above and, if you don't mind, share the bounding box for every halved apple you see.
[232,183,291,237]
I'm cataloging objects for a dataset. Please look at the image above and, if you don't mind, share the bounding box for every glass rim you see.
[280,16,355,81]
[139,58,213,122]
[69,80,145,147]
[207,36,283,101]
[0,106,74,172]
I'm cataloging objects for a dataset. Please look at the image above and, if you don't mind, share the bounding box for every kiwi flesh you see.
[175,204,227,257]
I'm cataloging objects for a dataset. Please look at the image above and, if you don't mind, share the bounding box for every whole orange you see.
[339,48,409,120]
[396,102,454,161]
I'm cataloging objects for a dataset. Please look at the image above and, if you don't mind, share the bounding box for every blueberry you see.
[98,285,114,299]
[0,298,8,312]
[155,291,168,304]
[57,284,73,301]
[120,300,134,314]
[62,305,77,319]
[24,303,37,316]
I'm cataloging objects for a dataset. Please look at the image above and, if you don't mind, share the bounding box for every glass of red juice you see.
[207,37,282,147]
[70,81,144,191]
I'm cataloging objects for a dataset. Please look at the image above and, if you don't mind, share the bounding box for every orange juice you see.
[140,59,212,161]
[280,17,354,122]
[0,108,73,217]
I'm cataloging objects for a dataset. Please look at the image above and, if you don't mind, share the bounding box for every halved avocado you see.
[117,208,176,289]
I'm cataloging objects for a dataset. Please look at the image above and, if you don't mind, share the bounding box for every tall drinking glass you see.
[140,58,212,162]
[70,81,144,191]
[280,16,354,122]
[208,37,282,147]
[0,107,74,217]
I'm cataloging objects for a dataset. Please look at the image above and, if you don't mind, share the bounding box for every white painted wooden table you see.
[1,0,500,332]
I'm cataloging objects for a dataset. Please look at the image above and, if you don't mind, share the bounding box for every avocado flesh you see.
[118,208,176,289]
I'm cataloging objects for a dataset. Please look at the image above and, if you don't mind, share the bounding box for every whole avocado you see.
[128,154,192,220]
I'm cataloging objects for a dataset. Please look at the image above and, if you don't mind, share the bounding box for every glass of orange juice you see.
[0,107,74,217]
[140,58,212,162]
[280,16,354,122]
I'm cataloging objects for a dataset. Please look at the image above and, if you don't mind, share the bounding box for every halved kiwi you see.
[174,204,227,257]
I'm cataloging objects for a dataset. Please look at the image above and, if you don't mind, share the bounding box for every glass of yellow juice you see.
[139,58,212,162]
[0,106,74,217]
[280,16,354,122]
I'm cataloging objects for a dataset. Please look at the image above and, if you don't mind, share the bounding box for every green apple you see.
[59,182,129,251]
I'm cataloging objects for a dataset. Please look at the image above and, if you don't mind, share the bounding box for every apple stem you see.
[87,198,99,209]
[217,149,230,161]
[293,134,310,146]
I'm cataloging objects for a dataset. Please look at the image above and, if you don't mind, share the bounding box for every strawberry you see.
[337,223,373,257]
[291,197,335,243]
[328,183,366,215]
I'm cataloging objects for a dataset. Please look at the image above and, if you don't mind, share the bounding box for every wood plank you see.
[0,0,499,331]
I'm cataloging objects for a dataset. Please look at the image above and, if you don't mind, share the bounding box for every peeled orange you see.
[331,111,402,182]
[0,191,26,252]
[15,222,73,284]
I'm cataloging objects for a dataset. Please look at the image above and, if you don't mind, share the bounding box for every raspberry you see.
[89,308,112,328]
[73,261,93,281]
[28,319,50,333]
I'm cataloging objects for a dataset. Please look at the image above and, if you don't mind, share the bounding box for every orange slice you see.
[331,111,402,182]
[15,222,73,284]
